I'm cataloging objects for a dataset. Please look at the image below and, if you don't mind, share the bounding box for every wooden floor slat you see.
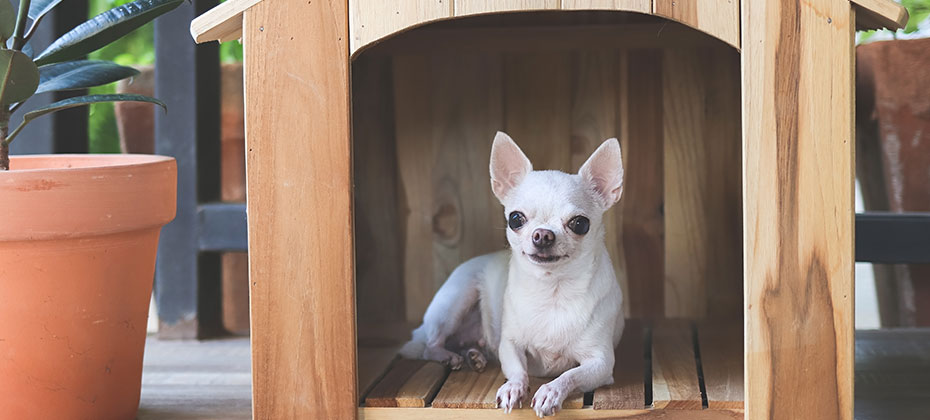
[365,359,449,407]
[651,320,702,409]
[696,321,743,409]
[592,319,646,409]
[359,407,745,419]
[358,346,401,402]
[431,364,585,409]
[432,364,506,408]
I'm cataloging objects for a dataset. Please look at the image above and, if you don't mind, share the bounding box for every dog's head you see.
[489,131,624,268]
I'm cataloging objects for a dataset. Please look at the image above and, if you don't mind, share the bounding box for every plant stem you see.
[0,110,9,171]
[0,141,8,171]
[11,0,30,51]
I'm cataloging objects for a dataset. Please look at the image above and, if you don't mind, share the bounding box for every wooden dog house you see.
[190,1,906,419]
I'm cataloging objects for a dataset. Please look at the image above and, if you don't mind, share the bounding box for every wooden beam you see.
[742,0,855,419]
[850,0,908,31]
[190,0,261,44]
[243,0,356,418]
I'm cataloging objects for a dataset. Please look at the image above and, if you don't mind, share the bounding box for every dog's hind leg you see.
[411,258,487,369]
[465,348,488,372]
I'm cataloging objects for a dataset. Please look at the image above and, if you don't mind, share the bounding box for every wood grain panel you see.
[503,52,572,172]
[698,48,742,320]
[350,0,451,55]
[428,53,506,302]
[365,359,449,407]
[561,0,650,12]
[696,322,743,409]
[662,47,742,319]
[394,54,505,322]
[569,50,628,315]
[454,0,559,16]
[353,54,406,325]
[662,48,706,319]
[742,0,855,419]
[243,0,355,418]
[653,0,739,49]
[592,319,645,409]
[651,320,701,410]
[622,50,664,319]
[393,55,436,323]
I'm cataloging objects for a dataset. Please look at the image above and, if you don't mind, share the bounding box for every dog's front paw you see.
[496,381,527,413]
[531,382,567,417]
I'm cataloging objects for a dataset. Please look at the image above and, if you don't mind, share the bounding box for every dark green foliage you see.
[0,0,181,165]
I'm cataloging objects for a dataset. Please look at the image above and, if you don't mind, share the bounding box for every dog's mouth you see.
[525,252,567,264]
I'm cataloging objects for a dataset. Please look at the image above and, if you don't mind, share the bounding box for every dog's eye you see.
[508,211,526,230]
[568,216,590,235]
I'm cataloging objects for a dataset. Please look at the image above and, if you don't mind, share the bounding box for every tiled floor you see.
[137,337,251,420]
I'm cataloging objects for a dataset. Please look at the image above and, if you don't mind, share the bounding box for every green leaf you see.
[34,0,183,66]
[0,0,15,40]
[0,49,39,105]
[28,0,63,21]
[6,93,165,144]
[37,60,139,94]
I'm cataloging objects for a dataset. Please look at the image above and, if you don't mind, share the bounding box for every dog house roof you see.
[192,0,907,52]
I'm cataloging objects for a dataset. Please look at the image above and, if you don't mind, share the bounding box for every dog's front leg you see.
[532,355,613,417]
[496,338,528,413]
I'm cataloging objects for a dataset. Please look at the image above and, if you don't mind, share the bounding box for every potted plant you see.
[0,0,182,418]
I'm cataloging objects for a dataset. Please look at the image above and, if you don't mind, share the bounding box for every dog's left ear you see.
[579,138,624,208]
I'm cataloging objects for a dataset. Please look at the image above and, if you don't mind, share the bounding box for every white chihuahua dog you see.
[399,131,625,417]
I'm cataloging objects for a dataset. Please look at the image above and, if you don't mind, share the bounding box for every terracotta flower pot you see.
[0,155,176,419]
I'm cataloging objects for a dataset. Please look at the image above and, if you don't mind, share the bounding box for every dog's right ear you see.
[489,131,532,201]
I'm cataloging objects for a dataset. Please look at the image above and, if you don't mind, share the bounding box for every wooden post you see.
[742,1,854,419]
[243,0,356,418]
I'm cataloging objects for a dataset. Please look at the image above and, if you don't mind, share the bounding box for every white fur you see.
[400,132,625,417]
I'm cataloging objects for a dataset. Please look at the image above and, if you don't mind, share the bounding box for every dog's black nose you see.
[532,228,555,249]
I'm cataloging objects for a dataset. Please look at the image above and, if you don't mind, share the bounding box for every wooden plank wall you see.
[348,1,738,55]
[353,46,742,324]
